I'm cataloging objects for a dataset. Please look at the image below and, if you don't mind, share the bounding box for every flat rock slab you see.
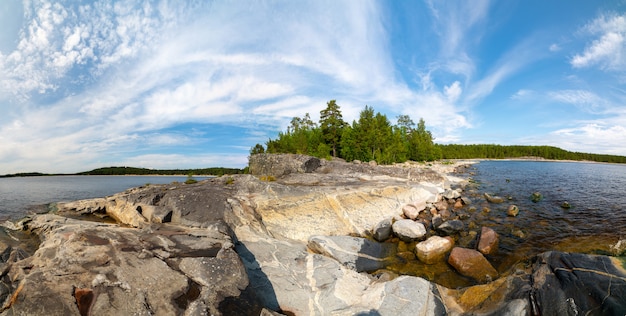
[532,251,626,315]
[308,235,396,272]
[1,214,257,316]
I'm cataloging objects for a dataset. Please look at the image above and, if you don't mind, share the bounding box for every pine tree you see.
[319,100,346,157]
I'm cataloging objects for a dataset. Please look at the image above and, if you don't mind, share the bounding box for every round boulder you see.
[392,219,427,242]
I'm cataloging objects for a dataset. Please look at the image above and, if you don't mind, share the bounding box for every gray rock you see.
[308,235,396,272]
[248,153,321,178]
[437,219,465,236]
[484,193,505,204]
[531,251,626,315]
[2,214,257,316]
[365,276,446,316]
[372,217,393,241]
[443,189,461,200]
[392,219,427,242]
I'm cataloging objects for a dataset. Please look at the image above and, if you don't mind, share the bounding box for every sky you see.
[1,0,626,174]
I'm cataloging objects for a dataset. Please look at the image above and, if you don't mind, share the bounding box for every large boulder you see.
[392,219,427,242]
[248,154,321,178]
[448,247,498,283]
[307,235,396,272]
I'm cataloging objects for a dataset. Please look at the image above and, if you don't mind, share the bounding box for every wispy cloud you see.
[571,13,626,71]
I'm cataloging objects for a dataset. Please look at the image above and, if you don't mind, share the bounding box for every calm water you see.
[0,175,208,219]
[390,160,626,288]
[466,160,626,268]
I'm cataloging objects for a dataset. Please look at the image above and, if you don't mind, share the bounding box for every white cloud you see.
[0,1,477,173]
[546,123,626,155]
[548,89,609,113]
[571,13,626,70]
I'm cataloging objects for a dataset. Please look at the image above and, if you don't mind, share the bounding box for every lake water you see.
[389,160,626,288]
[0,175,208,219]
[463,161,626,269]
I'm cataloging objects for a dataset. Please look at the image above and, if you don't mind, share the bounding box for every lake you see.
[462,161,626,270]
[386,160,626,288]
[0,175,210,219]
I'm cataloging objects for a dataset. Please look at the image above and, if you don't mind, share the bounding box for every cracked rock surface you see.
[0,154,624,315]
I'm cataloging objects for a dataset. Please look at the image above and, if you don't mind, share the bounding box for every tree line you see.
[438,144,626,163]
[251,100,626,164]
[251,100,440,164]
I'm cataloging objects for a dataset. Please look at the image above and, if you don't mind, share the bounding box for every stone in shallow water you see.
[415,236,454,264]
[484,193,505,204]
[477,226,499,255]
[506,205,519,217]
[392,219,427,242]
[437,219,464,236]
[448,247,498,283]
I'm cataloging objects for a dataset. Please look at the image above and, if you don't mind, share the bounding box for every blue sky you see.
[1,1,626,174]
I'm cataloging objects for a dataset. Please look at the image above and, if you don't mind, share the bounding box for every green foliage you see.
[319,100,347,157]
[185,173,198,184]
[257,99,626,165]
[436,144,626,163]
[250,143,265,155]
[265,101,440,165]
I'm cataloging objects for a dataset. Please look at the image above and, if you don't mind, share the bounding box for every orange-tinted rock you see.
[74,287,95,316]
[448,247,498,283]
[477,227,499,255]
[454,199,464,209]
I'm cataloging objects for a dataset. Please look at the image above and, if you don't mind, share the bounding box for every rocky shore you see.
[0,154,625,315]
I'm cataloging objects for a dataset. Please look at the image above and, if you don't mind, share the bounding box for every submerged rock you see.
[506,205,519,217]
[484,193,505,204]
[477,226,499,255]
[448,247,498,283]
[530,192,543,203]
